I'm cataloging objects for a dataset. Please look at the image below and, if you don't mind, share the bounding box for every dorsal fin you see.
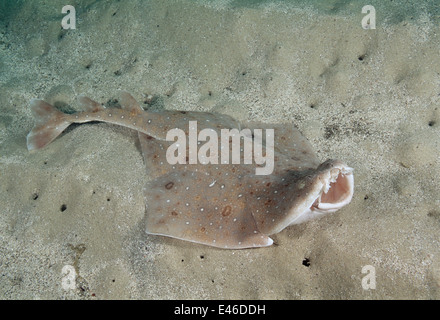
[77,95,104,112]
[119,91,143,113]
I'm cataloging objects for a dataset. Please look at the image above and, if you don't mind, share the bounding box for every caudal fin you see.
[26,99,71,151]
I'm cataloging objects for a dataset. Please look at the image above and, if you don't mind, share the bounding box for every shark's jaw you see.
[288,161,354,226]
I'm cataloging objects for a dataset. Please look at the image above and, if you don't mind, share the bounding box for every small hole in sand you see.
[428,121,435,127]
[427,210,440,219]
[165,182,174,190]
[32,193,39,200]
[302,258,311,267]
[60,204,67,212]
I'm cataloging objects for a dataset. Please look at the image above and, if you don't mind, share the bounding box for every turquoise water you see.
[1,0,439,24]
[201,0,440,24]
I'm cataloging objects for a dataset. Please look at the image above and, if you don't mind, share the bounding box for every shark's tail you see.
[26,99,72,151]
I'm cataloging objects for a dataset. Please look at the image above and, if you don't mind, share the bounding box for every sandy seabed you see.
[0,0,439,299]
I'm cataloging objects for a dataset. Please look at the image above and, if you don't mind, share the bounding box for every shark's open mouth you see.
[314,167,354,213]
[284,161,354,227]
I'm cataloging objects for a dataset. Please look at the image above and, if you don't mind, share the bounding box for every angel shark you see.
[27,92,354,249]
